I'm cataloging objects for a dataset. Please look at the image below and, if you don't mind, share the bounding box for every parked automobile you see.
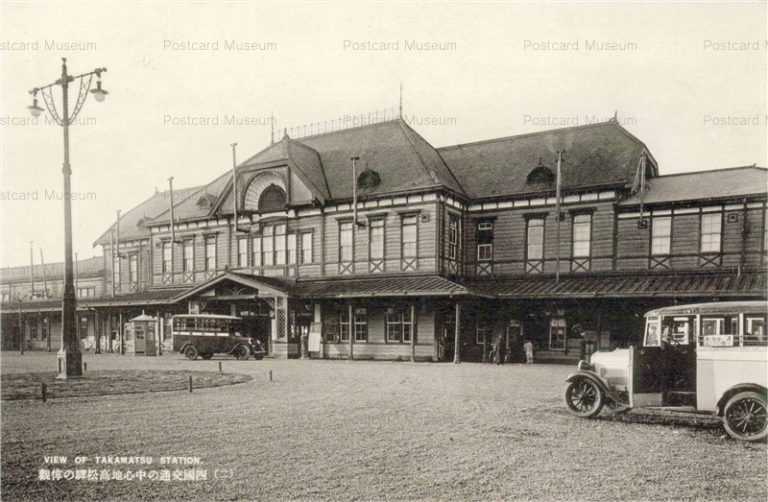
[171,314,265,360]
[564,301,767,441]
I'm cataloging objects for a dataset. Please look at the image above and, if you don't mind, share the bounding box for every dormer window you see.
[196,193,216,209]
[258,184,287,212]
[526,165,555,186]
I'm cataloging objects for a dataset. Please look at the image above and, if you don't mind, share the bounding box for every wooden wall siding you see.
[465,202,614,276]
[616,219,649,258]
[670,214,700,269]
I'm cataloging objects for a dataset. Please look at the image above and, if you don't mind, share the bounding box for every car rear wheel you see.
[232,344,250,360]
[723,391,767,442]
[184,345,199,360]
[565,378,604,418]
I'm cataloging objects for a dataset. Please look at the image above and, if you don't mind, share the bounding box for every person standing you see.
[493,333,505,365]
[524,339,534,364]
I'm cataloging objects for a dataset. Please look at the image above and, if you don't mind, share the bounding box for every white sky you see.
[1,0,766,267]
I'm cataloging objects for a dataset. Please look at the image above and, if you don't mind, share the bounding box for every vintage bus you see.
[564,301,767,441]
[171,314,264,360]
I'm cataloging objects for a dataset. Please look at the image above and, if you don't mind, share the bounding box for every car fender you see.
[715,383,767,417]
[178,343,194,353]
[566,371,622,405]
[229,343,250,355]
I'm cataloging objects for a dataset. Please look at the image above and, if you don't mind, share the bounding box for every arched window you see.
[258,184,286,211]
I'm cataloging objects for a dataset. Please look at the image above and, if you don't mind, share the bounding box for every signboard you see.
[703,334,734,347]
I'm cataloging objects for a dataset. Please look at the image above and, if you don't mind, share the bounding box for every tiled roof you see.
[438,120,650,198]
[295,274,474,299]
[465,270,766,299]
[620,166,767,206]
[0,256,104,284]
[0,288,180,313]
[93,186,201,245]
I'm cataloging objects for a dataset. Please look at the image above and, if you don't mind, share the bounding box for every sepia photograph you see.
[0,1,766,501]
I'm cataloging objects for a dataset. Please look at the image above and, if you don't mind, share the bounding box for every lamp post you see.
[27,58,108,379]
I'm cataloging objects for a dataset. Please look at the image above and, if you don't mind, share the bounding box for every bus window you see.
[745,316,767,346]
[665,317,692,345]
[644,318,661,347]
[700,316,738,347]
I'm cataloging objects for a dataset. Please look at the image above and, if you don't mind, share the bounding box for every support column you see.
[410,303,416,363]
[119,311,124,355]
[453,302,461,364]
[94,310,100,354]
[156,310,162,356]
[348,302,354,361]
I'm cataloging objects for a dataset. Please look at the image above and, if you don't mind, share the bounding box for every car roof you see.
[645,301,768,317]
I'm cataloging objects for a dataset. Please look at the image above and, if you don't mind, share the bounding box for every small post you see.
[41,382,47,402]
[218,361,222,374]
[83,362,87,373]
[269,370,273,382]
[188,375,193,393]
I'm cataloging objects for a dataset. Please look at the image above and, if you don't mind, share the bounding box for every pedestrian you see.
[493,333,505,365]
[524,339,534,364]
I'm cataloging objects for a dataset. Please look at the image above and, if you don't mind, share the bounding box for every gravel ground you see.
[1,352,766,501]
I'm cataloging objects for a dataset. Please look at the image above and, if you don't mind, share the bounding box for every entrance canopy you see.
[171,272,293,303]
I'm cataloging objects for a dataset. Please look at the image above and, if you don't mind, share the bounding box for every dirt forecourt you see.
[1,352,766,501]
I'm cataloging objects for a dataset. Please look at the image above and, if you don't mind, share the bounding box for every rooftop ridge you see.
[437,119,625,151]
[651,164,766,179]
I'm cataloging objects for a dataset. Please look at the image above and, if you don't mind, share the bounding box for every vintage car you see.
[171,314,265,360]
[564,301,767,442]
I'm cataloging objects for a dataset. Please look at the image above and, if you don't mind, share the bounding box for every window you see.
[205,236,217,271]
[77,287,95,298]
[571,213,591,272]
[339,221,353,274]
[448,214,460,261]
[263,226,274,266]
[287,233,297,265]
[549,318,567,350]
[354,308,368,342]
[238,238,248,267]
[113,255,121,285]
[526,217,545,273]
[1,291,9,303]
[476,221,493,261]
[339,309,350,341]
[369,219,385,273]
[701,212,722,253]
[252,236,262,267]
[572,214,591,257]
[475,320,492,345]
[274,225,286,266]
[386,308,413,343]
[301,232,313,264]
[258,184,286,212]
[745,316,766,346]
[699,316,739,347]
[644,317,661,347]
[129,254,138,283]
[183,240,194,272]
[401,215,418,271]
[162,241,172,274]
[651,216,672,255]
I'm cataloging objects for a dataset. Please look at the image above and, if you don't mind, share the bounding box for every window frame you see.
[354,308,368,343]
[651,216,672,256]
[300,231,313,265]
[204,235,217,272]
[237,237,249,267]
[448,212,461,261]
[700,212,723,254]
[368,217,385,273]
[113,254,121,285]
[400,214,419,271]
[287,232,297,266]
[338,220,354,274]
[525,216,546,273]
[386,308,413,344]
[183,239,194,273]
[128,253,139,284]
[161,241,172,274]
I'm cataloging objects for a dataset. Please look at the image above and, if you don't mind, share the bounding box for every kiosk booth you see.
[124,312,159,356]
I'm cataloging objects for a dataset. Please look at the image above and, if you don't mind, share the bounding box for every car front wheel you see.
[723,391,767,442]
[565,378,604,418]
[184,345,199,360]
[232,344,250,360]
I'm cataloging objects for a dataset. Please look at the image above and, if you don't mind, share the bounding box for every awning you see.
[0,289,181,314]
[465,270,766,299]
[171,272,294,303]
[294,274,480,299]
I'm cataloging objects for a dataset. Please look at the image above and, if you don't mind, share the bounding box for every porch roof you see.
[293,274,479,299]
[465,270,767,299]
[171,272,294,303]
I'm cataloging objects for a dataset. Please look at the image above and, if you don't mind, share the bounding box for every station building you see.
[1,118,766,362]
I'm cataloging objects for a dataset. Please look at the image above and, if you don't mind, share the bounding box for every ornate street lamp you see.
[27,58,108,379]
